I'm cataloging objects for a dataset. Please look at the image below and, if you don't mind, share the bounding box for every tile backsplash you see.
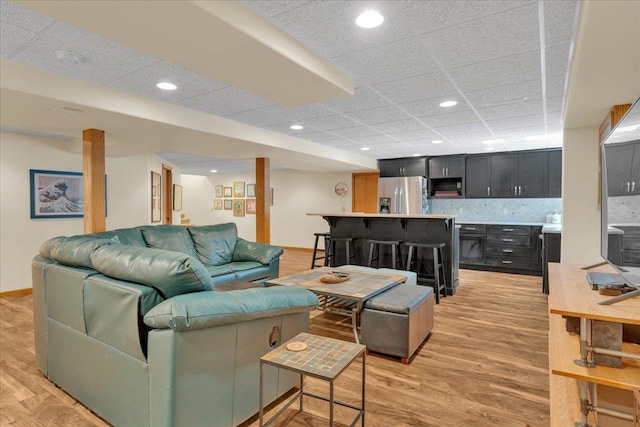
[427,198,562,223]
[608,196,640,224]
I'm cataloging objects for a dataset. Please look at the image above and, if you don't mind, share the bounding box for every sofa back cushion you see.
[187,223,238,266]
[113,228,147,247]
[140,225,198,257]
[90,245,213,299]
[49,236,120,269]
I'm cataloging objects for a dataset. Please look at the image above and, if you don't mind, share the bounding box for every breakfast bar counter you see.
[308,213,459,295]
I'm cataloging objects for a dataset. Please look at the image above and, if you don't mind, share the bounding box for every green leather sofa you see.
[32,223,318,426]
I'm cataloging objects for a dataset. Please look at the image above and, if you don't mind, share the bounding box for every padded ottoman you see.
[361,284,434,364]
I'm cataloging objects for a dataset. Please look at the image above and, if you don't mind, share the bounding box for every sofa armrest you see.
[143,287,317,331]
[232,238,283,265]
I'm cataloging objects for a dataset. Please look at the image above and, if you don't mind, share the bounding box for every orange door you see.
[352,172,379,213]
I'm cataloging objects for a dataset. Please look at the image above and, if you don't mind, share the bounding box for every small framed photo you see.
[214,199,223,210]
[173,184,183,211]
[224,199,233,210]
[246,198,256,214]
[215,185,223,198]
[224,187,233,197]
[233,199,245,217]
[233,181,245,197]
[246,183,256,198]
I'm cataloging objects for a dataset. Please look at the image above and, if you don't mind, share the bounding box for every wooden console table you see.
[548,263,640,426]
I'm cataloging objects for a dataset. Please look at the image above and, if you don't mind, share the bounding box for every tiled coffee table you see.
[259,332,366,427]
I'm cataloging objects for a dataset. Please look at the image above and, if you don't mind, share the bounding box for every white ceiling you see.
[1,0,581,175]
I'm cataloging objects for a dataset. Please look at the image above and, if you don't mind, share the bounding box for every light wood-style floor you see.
[0,248,550,426]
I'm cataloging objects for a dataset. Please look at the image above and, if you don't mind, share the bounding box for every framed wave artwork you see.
[30,169,85,219]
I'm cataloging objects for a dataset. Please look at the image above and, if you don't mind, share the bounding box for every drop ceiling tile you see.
[400,96,467,118]
[370,119,426,134]
[321,139,362,148]
[503,141,548,152]
[465,79,542,108]
[281,103,333,121]
[432,121,489,136]
[330,126,381,139]
[303,114,360,131]
[370,71,458,105]
[177,87,271,117]
[544,0,579,46]
[301,131,344,143]
[547,96,564,113]
[343,106,411,126]
[492,124,546,139]
[419,109,480,128]
[0,1,54,32]
[332,37,440,85]
[476,99,544,121]
[0,21,35,57]
[447,131,495,144]
[322,86,389,114]
[226,107,293,127]
[448,50,541,92]
[387,128,439,142]
[485,114,545,131]
[424,3,539,69]
[546,75,566,99]
[352,134,397,145]
[545,42,571,78]
[242,1,311,18]
[267,123,319,135]
[547,111,562,125]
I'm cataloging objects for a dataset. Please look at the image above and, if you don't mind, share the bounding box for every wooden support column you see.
[82,129,106,234]
[256,158,270,244]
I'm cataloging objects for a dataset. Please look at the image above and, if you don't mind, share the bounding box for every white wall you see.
[181,169,352,247]
[561,127,602,264]
[0,131,180,292]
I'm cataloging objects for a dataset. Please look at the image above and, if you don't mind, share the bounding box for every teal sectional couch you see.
[32,223,318,426]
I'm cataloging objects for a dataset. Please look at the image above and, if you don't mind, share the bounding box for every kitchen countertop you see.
[540,225,628,235]
[307,213,453,219]
[457,220,547,226]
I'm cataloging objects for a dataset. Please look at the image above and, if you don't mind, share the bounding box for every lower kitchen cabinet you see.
[459,223,543,276]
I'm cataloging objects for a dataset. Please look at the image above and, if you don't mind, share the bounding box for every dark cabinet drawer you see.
[486,257,531,270]
[459,224,486,233]
[622,249,640,266]
[486,246,530,258]
[487,225,531,235]
[487,234,530,246]
[622,238,640,250]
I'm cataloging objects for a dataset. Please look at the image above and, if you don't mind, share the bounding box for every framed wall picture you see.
[224,187,233,197]
[173,184,183,211]
[224,199,233,210]
[233,199,245,216]
[215,185,223,198]
[246,183,256,198]
[30,169,84,219]
[246,198,256,214]
[233,181,245,197]
[151,171,161,222]
[214,199,223,210]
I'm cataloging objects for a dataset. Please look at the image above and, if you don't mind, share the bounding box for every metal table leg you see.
[259,362,264,427]
[330,380,334,427]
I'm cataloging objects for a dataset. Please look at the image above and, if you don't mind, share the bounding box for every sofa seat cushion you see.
[364,284,433,315]
[143,287,318,331]
[205,265,234,277]
[229,262,270,281]
[187,223,237,266]
[49,236,120,269]
[140,225,198,258]
[90,245,213,299]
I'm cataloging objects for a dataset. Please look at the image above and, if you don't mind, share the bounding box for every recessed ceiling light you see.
[412,153,421,157]
[290,125,304,130]
[210,169,218,173]
[482,139,504,144]
[55,50,85,64]
[618,124,640,132]
[432,140,443,144]
[157,82,177,90]
[360,147,371,151]
[484,147,496,151]
[439,101,457,108]
[356,10,384,28]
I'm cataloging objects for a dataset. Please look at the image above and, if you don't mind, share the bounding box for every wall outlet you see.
[503,208,509,215]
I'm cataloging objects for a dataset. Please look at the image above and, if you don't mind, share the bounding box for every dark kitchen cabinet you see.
[605,141,640,196]
[465,156,492,198]
[542,231,561,294]
[379,157,427,177]
[429,155,465,179]
[490,154,518,197]
[459,224,486,265]
[548,150,562,198]
[489,152,548,198]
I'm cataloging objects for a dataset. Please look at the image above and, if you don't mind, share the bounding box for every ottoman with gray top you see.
[361,284,434,364]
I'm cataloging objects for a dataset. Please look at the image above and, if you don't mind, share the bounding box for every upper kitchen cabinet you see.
[465,155,492,198]
[428,155,465,179]
[548,150,562,198]
[490,152,548,198]
[379,157,427,177]
[605,140,640,196]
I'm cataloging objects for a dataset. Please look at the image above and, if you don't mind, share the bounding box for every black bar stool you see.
[310,232,330,269]
[367,239,403,270]
[405,242,446,304]
[325,237,355,266]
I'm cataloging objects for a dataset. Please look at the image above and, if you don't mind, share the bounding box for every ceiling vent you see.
[55,50,86,64]
[51,106,84,114]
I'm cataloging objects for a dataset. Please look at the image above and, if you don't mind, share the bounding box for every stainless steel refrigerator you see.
[378,176,428,214]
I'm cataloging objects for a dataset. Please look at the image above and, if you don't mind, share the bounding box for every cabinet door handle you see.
[466,227,476,231]
[502,260,513,264]
[633,181,636,192]
[503,249,513,253]
[519,186,522,195]
[502,238,514,242]
[487,186,490,196]
[442,167,445,176]
[514,185,517,195]
[446,167,449,176]
[627,181,631,192]
[503,228,514,232]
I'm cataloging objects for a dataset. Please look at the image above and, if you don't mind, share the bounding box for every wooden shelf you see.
[549,314,640,390]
